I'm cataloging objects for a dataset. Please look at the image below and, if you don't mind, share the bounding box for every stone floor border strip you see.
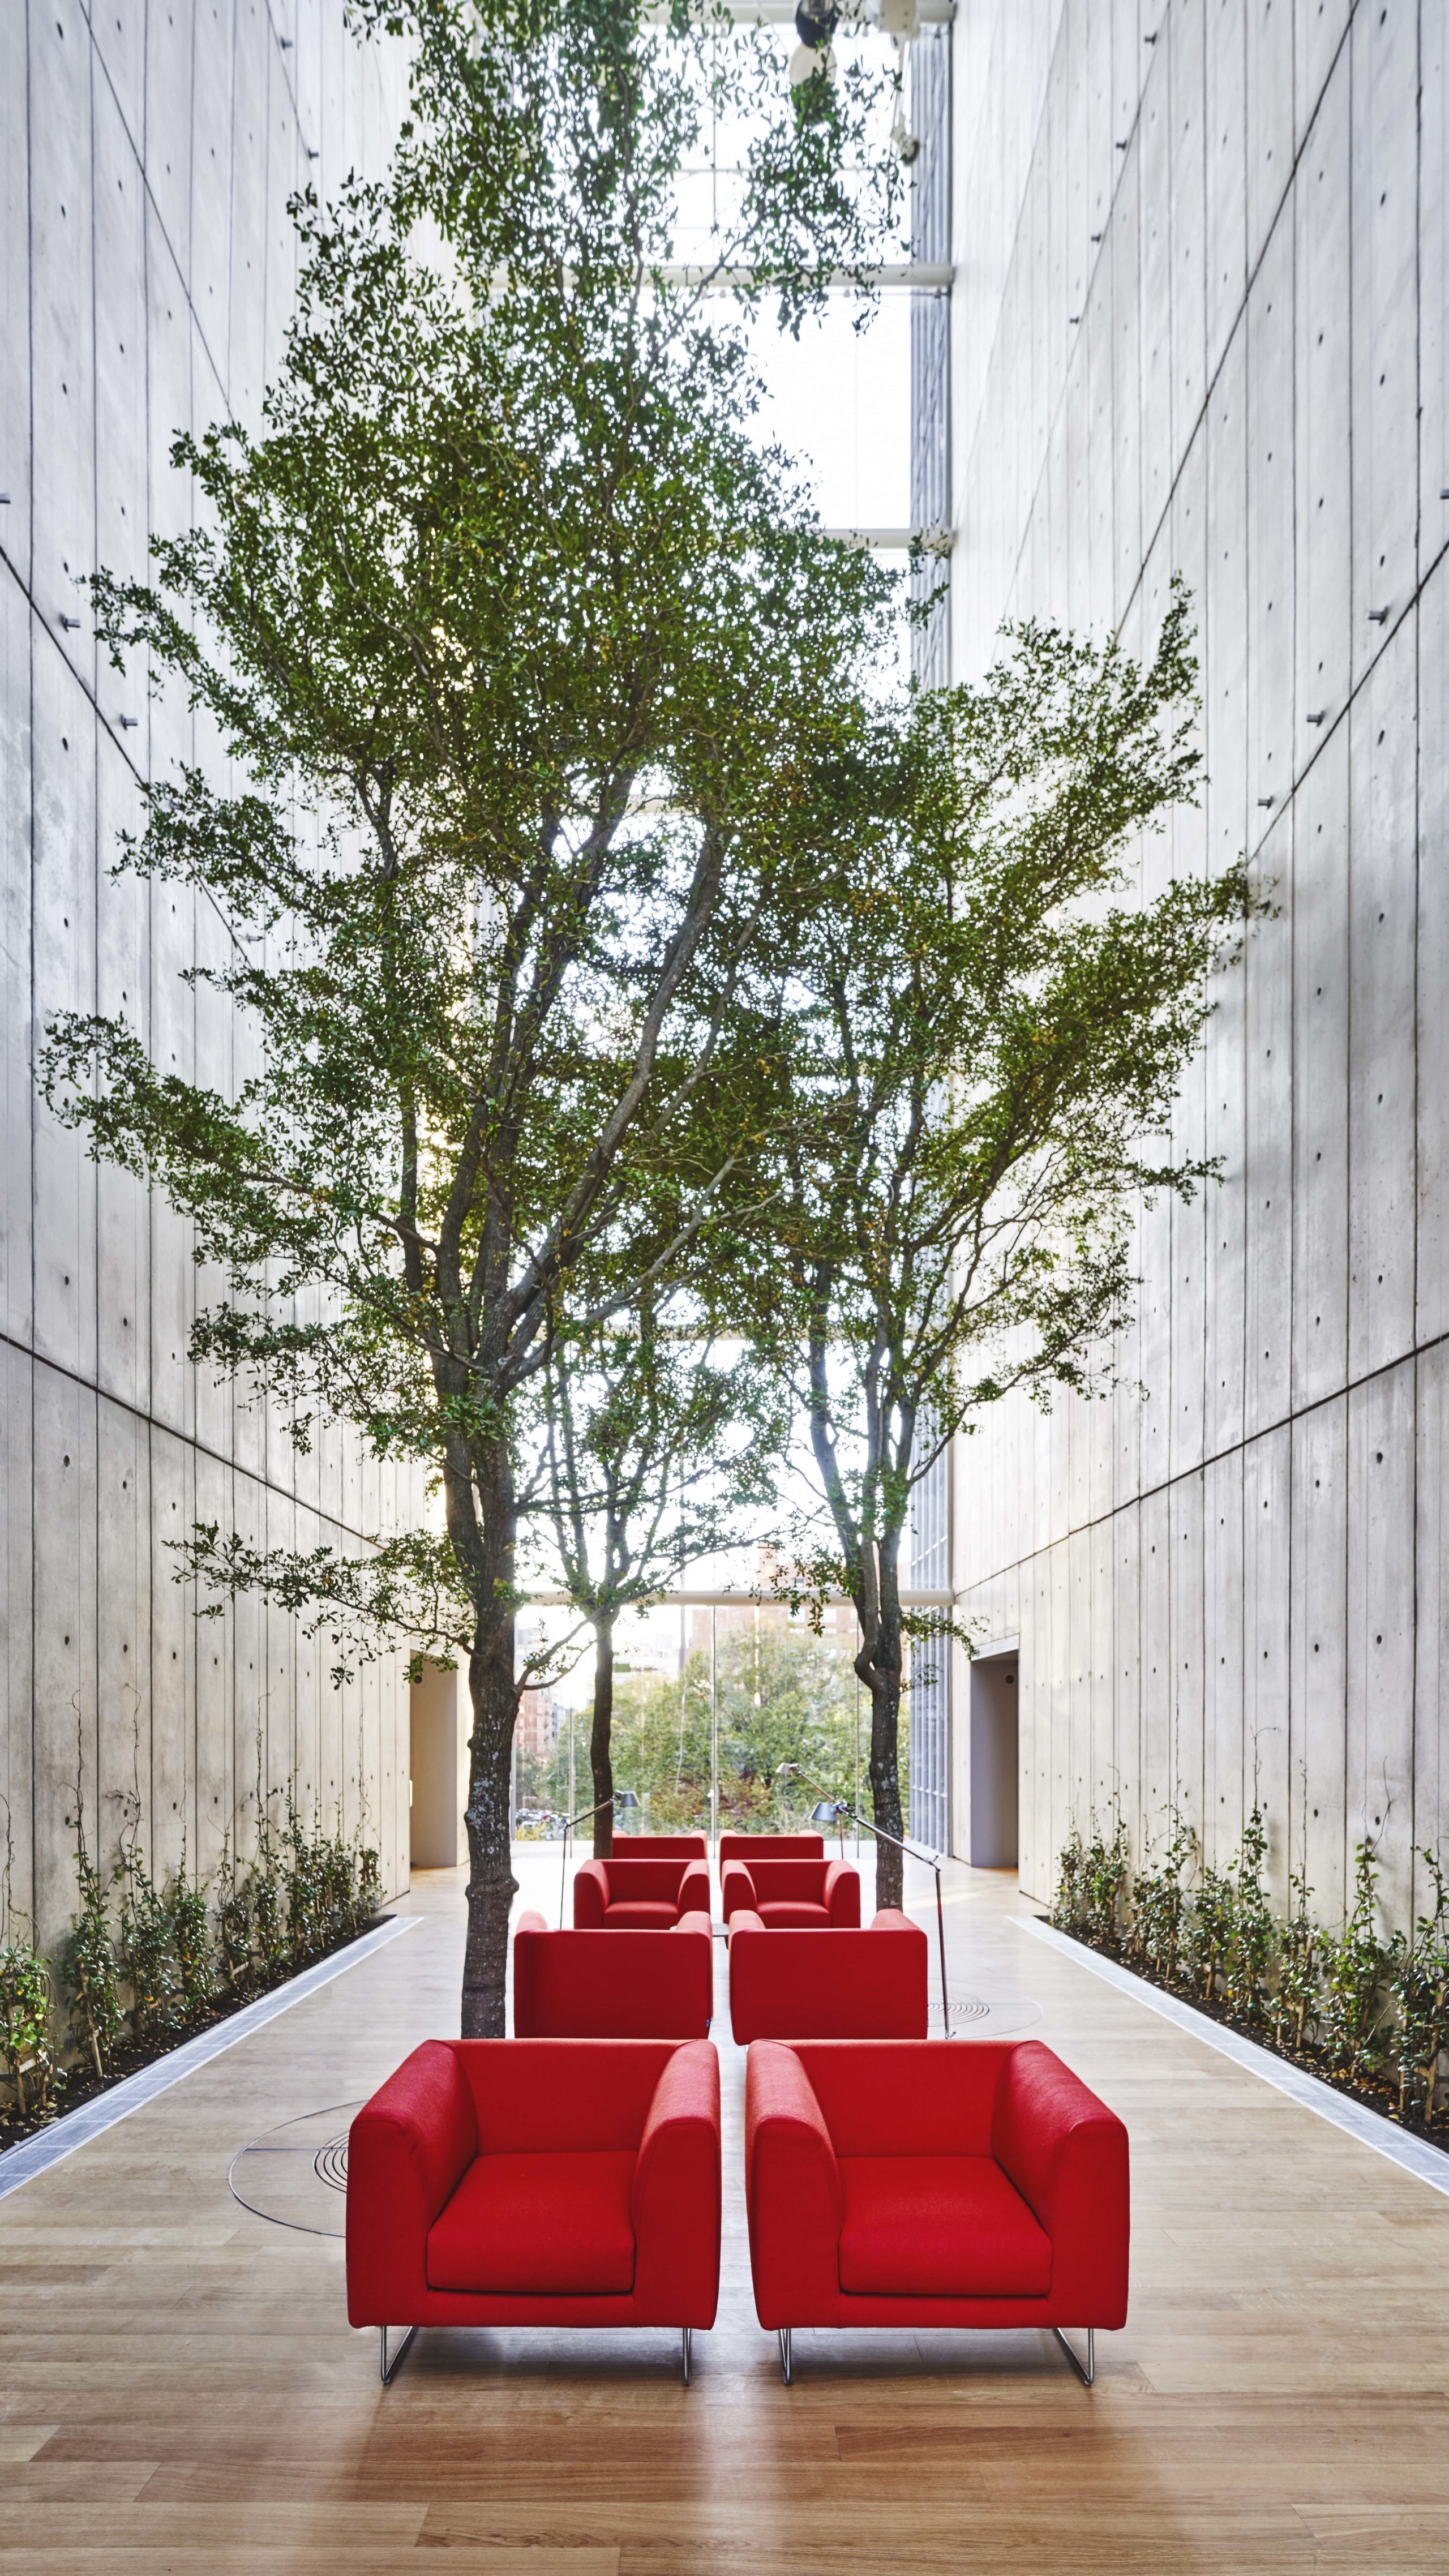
[1013,1911,1449,2199]
[0,1915,419,2203]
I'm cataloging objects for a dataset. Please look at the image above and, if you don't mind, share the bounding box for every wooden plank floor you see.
[2,1854,1447,2573]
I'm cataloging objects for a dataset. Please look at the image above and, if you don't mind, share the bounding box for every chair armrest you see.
[572,1861,610,1927]
[674,1911,715,2032]
[993,2043,1130,2326]
[727,1908,767,1943]
[515,1908,548,1935]
[744,2041,843,2326]
[346,2041,477,2325]
[869,1907,916,1932]
[676,1861,711,1921]
[825,1859,861,1926]
[631,2041,722,2326]
[721,1860,757,1922]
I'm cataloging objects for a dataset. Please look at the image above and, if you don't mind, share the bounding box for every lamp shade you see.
[811,1801,841,1826]
[614,1789,640,1811]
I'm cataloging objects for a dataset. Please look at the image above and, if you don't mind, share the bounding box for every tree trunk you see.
[865,1674,905,1909]
[590,1610,615,1858]
[458,1442,520,2038]
[859,1560,906,1911]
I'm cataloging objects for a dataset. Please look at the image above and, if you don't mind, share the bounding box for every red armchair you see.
[513,1909,714,2038]
[573,1855,712,1928]
[744,2039,1128,2385]
[347,2038,721,2384]
[721,1854,860,1929]
[727,1909,927,2042]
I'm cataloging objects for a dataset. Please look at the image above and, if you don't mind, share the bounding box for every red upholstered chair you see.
[744,2039,1128,2386]
[573,1855,712,1928]
[727,1909,927,2042]
[347,2038,721,2385]
[720,1854,860,1929]
[718,1833,825,1865]
[513,1909,714,2038]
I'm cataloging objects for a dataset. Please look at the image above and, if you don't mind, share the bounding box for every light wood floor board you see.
[1,1855,1446,2573]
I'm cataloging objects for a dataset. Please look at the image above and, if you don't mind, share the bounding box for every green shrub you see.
[1319,1842,1395,2084]
[1056,1804,1448,2132]
[1052,1827,1086,1932]
[169,1845,216,2027]
[64,1824,124,2079]
[1393,1853,1449,2125]
[117,1829,179,2049]
[1126,1814,1196,1987]
[1223,1807,1276,2028]
[0,1935,61,2121]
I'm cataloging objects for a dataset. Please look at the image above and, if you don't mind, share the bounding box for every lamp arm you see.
[814,1790,954,2041]
[558,1795,619,1930]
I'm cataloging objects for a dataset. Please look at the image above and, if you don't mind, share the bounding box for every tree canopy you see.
[736,586,1257,1902]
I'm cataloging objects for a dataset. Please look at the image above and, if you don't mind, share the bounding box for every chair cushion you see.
[427,2151,637,2294]
[838,2154,1052,2298]
[757,1900,831,1929]
[604,1901,678,1928]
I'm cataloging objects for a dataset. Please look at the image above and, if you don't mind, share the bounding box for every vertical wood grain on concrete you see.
[1203,1441,1245,1865]
[1413,1341,1449,1922]
[1347,620,1416,1382]
[1290,718,1349,1409]
[1169,0,1208,469]
[1245,0,1294,278]
[1348,0,1419,688]
[1419,565,1449,1346]
[1419,0,1449,558]
[1243,804,1293,1437]
[1290,1390,1348,1927]
[1293,53,1351,748]
[1346,1363,1416,1926]
[1170,1468,1207,1840]
[1243,1420,1292,1896]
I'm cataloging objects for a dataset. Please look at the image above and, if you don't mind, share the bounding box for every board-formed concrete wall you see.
[1,2,415,1952]
[947,0,1449,1934]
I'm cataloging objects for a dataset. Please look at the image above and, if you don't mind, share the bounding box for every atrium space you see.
[3,3,1448,2571]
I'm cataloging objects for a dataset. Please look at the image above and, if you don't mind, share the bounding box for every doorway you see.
[409,1660,466,1869]
[968,1652,1018,1868]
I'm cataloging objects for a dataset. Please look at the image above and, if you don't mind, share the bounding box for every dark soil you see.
[0,1915,391,2156]
[1045,1918,1449,2162]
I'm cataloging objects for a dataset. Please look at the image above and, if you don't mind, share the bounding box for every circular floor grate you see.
[313,2133,350,2193]
[928,1991,1044,2039]
[229,2103,364,2238]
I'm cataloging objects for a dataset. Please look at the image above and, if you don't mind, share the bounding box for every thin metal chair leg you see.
[778,2326,792,2385]
[1053,2325,1094,2386]
[380,2322,417,2385]
[681,2327,692,2387]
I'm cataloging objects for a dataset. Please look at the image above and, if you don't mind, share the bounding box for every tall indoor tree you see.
[40,0,902,2033]
[751,589,1258,1906]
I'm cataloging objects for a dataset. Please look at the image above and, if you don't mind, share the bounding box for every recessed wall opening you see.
[409,1660,466,1871]
[968,1651,1019,1870]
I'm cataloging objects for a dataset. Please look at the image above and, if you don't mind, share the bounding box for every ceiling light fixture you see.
[788,0,839,85]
